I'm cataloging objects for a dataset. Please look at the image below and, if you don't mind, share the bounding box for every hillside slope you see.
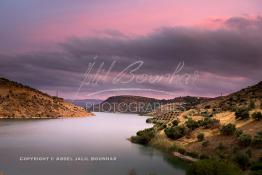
[133,81,262,164]
[0,78,93,119]
[196,81,262,111]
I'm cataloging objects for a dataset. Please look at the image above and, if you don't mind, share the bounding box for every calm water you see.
[0,112,186,175]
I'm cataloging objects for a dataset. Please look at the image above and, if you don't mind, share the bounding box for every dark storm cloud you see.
[1,16,262,98]
[61,19,262,78]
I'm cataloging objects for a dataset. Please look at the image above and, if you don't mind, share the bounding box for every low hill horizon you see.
[0,78,93,119]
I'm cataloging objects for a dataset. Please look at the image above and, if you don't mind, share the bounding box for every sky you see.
[0,0,262,100]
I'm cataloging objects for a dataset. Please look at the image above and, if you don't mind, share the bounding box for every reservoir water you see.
[0,112,186,175]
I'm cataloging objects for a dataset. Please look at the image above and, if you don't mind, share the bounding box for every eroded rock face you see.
[0,78,93,119]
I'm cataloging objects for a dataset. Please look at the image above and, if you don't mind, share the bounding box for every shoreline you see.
[0,114,94,120]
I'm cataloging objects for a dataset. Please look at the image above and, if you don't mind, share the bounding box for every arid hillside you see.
[131,81,262,166]
[196,81,262,111]
[0,78,93,118]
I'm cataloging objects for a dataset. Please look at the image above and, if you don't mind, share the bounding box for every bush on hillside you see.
[233,152,250,170]
[185,118,199,130]
[186,159,243,175]
[234,129,243,137]
[238,133,252,147]
[164,125,187,140]
[197,133,205,142]
[235,108,250,120]
[131,127,155,145]
[252,112,262,121]
[199,118,220,129]
[252,131,262,148]
[220,123,236,136]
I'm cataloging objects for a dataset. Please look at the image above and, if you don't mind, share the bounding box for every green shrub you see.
[238,133,252,147]
[199,118,220,129]
[197,133,204,142]
[157,124,167,130]
[252,131,262,147]
[136,128,154,137]
[186,159,243,175]
[130,135,149,145]
[235,108,250,120]
[252,112,262,121]
[164,125,186,140]
[146,118,153,123]
[131,127,155,145]
[185,118,199,130]
[220,123,236,135]
[234,129,243,137]
[233,152,250,170]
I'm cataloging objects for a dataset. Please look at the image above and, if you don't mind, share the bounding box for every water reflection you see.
[0,113,186,175]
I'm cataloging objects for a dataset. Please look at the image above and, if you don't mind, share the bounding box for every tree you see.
[197,133,205,142]
[233,152,250,170]
[131,127,155,145]
[185,118,199,130]
[164,125,187,140]
[199,118,220,129]
[252,131,262,147]
[220,123,236,136]
[234,129,243,137]
[235,108,250,120]
[238,133,252,147]
[252,112,262,121]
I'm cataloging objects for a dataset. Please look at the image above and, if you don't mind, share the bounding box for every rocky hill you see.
[0,78,93,119]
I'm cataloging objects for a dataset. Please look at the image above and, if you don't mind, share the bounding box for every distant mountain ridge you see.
[0,78,93,118]
[91,95,210,114]
[148,81,262,123]
[66,99,103,108]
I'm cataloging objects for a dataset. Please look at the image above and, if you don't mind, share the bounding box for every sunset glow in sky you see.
[0,0,262,99]
[1,0,261,53]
